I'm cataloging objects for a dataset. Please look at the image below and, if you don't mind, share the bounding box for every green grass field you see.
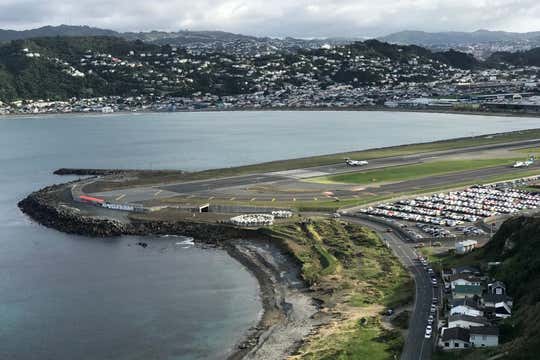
[310,158,519,185]
[299,318,403,360]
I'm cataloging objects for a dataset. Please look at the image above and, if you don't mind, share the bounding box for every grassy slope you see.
[426,215,540,360]
[264,219,413,360]
[312,158,520,185]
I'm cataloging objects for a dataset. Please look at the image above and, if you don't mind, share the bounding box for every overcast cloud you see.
[1,0,540,37]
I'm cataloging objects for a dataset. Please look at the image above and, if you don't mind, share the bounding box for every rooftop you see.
[470,326,500,336]
[454,284,483,295]
[442,327,470,342]
[448,314,491,326]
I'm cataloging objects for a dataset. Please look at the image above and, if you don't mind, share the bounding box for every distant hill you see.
[0,35,484,102]
[344,40,481,70]
[0,25,351,53]
[0,36,161,101]
[0,25,258,44]
[378,29,540,47]
[122,29,260,44]
[487,47,540,67]
[0,25,119,42]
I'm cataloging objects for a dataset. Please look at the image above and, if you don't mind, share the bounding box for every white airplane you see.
[345,158,369,166]
[513,155,536,168]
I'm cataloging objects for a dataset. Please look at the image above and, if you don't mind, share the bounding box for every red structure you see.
[79,195,105,204]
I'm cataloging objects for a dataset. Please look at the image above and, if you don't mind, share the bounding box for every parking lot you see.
[359,178,540,232]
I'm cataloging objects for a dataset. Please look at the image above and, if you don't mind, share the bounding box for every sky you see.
[1,0,540,37]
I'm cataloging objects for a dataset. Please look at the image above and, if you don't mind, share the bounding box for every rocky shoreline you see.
[17,184,323,360]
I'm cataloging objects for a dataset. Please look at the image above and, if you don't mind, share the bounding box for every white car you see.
[425,326,433,338]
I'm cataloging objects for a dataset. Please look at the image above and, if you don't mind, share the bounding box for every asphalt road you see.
[344,216,438,360]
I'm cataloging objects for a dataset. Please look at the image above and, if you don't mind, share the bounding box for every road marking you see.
[115,194,125,201]
[154,190,162,196]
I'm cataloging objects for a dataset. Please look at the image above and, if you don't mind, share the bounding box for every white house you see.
[470,326,499,348]
[451,298,483,317]
[451,305,483,317]
[441,327,471,350]
[448,315,491,329]
[449,274,482,290]
[456,239,478,254]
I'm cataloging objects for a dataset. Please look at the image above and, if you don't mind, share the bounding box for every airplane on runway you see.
[345,158,369,166]
[513,155,535,168]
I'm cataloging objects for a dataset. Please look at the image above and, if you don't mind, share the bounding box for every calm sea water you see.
[1,110,540,360]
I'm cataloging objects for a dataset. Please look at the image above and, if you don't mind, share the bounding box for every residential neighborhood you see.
[1,38,540,115]
[420,258,514,352]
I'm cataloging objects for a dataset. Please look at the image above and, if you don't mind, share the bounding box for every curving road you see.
[343,215,438,360]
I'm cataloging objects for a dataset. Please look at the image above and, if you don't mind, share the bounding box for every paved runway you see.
[86,138,540,205]
[160,174,286,194]
[276,138,540,179]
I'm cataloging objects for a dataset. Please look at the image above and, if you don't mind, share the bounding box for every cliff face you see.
[17,185,259,242]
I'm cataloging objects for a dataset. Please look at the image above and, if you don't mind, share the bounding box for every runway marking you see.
[230,197,236,201]
[154,190,162,196]
[115,194,126,201]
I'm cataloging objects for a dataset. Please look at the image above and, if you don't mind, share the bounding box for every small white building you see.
[450,298,483,317]
[441,327,471,350]
[456,239,478,254]
[469,326,499,348]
